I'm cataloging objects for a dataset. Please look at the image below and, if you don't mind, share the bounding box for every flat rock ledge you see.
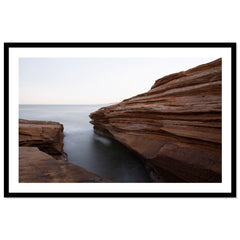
[90,58,222,182]
[19,119,110,183]
[19,147,110,183]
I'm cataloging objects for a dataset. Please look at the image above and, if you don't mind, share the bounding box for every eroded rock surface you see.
[19,119,64,155]
[19,147,110,183]
[90,58,222,182]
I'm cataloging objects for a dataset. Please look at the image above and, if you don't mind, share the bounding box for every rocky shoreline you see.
[90,58,222,182]
[19,119,110,183]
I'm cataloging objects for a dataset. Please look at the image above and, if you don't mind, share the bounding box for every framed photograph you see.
[4,42,236,197]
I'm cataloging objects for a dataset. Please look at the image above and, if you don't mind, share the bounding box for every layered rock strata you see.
[19,119,110,183]
[19,119,65,157]
[90,58,222,182]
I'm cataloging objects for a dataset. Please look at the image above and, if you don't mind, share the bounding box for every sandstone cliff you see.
[90,58,222,182]
[19,119,110,183]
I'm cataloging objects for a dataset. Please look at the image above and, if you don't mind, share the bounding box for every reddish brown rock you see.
[19,119,110,182]
[19,119,64,155]
[90,58,222,182]
[19,147,110,183]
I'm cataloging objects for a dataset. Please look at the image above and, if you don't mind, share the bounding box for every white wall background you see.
[0,1,239,240]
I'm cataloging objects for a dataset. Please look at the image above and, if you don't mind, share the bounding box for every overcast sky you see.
[19,57,217,105]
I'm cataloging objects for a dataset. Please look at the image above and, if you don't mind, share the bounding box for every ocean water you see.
[19,104,151,182]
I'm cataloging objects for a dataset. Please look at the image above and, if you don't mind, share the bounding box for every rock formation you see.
[19,119,110,183]
[19,147,110,183]
[90,58,222,182]
[19,119,64,157]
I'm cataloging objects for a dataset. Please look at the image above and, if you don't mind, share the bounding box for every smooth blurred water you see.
[19,104,151,182]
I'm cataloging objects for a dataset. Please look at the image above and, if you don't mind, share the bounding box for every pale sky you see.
[19,58,217,105]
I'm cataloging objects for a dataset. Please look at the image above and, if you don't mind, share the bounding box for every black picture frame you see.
[4,42,237,198]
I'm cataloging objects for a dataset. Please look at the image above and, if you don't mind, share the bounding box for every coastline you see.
[90,59,222,182]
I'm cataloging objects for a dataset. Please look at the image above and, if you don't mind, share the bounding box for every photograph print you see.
[4,43,236,197]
